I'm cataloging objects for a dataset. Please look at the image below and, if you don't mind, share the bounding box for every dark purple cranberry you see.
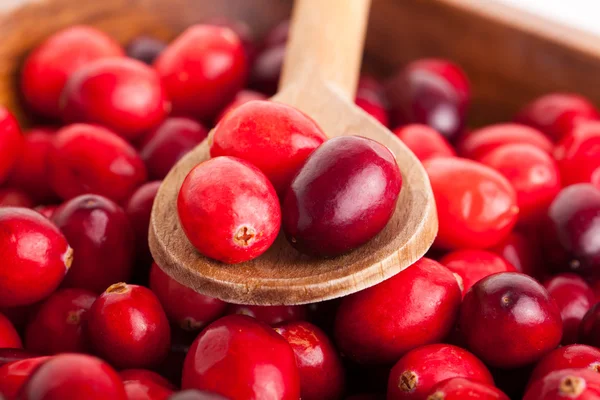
[580,302,600,347]
[126,36,167,65]
[249,44,284,96]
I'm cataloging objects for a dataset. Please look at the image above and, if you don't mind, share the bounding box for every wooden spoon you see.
[149,0,438,305]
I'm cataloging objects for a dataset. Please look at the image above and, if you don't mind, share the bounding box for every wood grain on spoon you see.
[149,0,438,305]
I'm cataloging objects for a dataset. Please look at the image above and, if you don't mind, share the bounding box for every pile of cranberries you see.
[2,17,600,400]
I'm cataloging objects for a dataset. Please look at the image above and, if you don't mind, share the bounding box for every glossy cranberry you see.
[52,194,134,293]
[149,263,226,330]
[0,207,72,307]
[515,93,600,142]
[356,91,389,127]
[211,100,326,195]
[0,312,21,349]
[20,353,127,400]
[457,123,554,160]
[120,369,175,400]
[387,344,493,400]
[275,321,345,400]
[0,349,39,367]
[215,90,267,122]
[0,107,23,185]
[48,124,147,202]
[248,44,284,96]
[386,59,469,142]
[335,258,461,364]
[523,368,600,400]
[139,118,208,180]
[87,283,170,369]
[425,157,519,249]
[440,250,516,295]
[168,390,229,400]
[0,356,49,398]
[529,345,600,387]
[554,121,600,186]
[178,156,280,264]
[0,188,33,208]
[393,124,455,162]
[227,304,307,326]
[490,231,544,279]
[283,136,402,256]
[155,25,247,120]
[21,26,124,119]
[460,272,562,368]
[34,205,57,219]
[24,288,96,354]
[425,377,509,400]
[126,36,167,65]
[125,181,161,269]
[182,315,300,399]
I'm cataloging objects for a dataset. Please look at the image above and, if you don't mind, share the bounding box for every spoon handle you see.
[279,0,371,100]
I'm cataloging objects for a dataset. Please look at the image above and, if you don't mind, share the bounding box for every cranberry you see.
[424,157,518,249]
[211,100,327,195]
[125,181,161,270]
[456,123,554,160]
[120,369,175,400]
[275,321,345,400]
[24,288,96,354]
[0,207,71,307]
[335,258,461,364]
[0,188,33,208]
[490,231,544,279]
[0,349,39,367]
[155,25,247,120]
[0,356,49,398]
[460,272,562,368]
[529,345,600,387]
[425,377,509,400]
[215,90,267,122]
[387,344,493,400]
[0,107,23,185]
[248,44,284,96]
[440,250,516,295]
[126,36,167,65]
[182,315,300,399]
[0,312,21,348]
[515,93,600,142]
[227,304,307,326]
[393,124,455,162]
[580,302,600,346]
[523,368,600,400]
[48,124,147,202]
[168,391,229,400]
[283,136,402,256]
[263,20,289,48]
[52,194,134,293]
[386,59,469,142]
[20,353,127,400]
[178,156,280,264]
[149,263,226,330]
[356,91,389,127]
[554,121,600,186]
[139,118,208,180]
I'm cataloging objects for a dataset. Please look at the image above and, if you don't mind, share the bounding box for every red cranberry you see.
[178,156,280,264]
[182,315,300,399]
[0,207,72,307]
[554,121,600,186]
[155,25,247,121]
[460,272,562,368]
[393,124,455,162]
[0,349,39,367]
[275,321,345,400]
[0,107,23,185]
[215,90,267,122]
[227,304,307,326]
[356,91,389,127]
[523,368,600,400]
[126,36,167,65]
[125,181,161,269]
[490,231,544,279]
[149,263,226,331]
[168,390,229,400]
[48,124,147,202]
[0,356,49,398]
[87,283,170,369]
[515,93,600,142]
[387,344,493,400]
[529,345,600,387]
[424,157,518,250]
[20,353,127,400]
[248,44,284,96]
[0,188,33,208]
[24,288,96,354]
[425,377,509,400]
[21,26,124,119]
[335,258,461,364]
[51,194,134,293]
[456,123,554,160]
[120,369,175,400]
[386,59,470,142]
[263,20,289,48]
[440,250,516,295]
[283,136,402,256]
[139,118,208,180]
[0,312,21,349]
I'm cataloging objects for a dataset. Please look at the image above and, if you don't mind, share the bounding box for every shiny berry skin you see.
[182,315,300,400]
[21,25,124,119]
[393,124,455,162]
[554,121,600,186]
[440,250,516,295]
[20,353,127,400]
[275,321,345,400]
[386,59,470,142]
[579,302,600,348]
[335,258,461,364]
[425,157,519,250]
[523,368,600,400]
[126,36,167,65]
[0,188,33,208]
[155,25,247,121]
[149,263,226,331]
[215,90,267,122]
[24,288,96,354]
[48,124,147,202]
[0,312,22,348]
[529,345,600,387]
[543,274,595,345]
[456,123,554,160]
[178,156,280,264]
[120,369,175,400]
[0,107,23,185]
[211,100,327,195]
[168,390,229,400]
[460,272,562,368]
[139,118,208,180]
[356,91,389,127]
[125,181,161,269]
[0,356,50,398]
[249,44,284,96]
[425,377,509,400]
[490,231,544,279]
[87,283,171,369]
[387,344,494,400]
[60,58,168,141]
[52,194,134,293]
[227,304,307,326]
[515,93,600,142]
[283,136,402,256]
[0,207,72,307]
